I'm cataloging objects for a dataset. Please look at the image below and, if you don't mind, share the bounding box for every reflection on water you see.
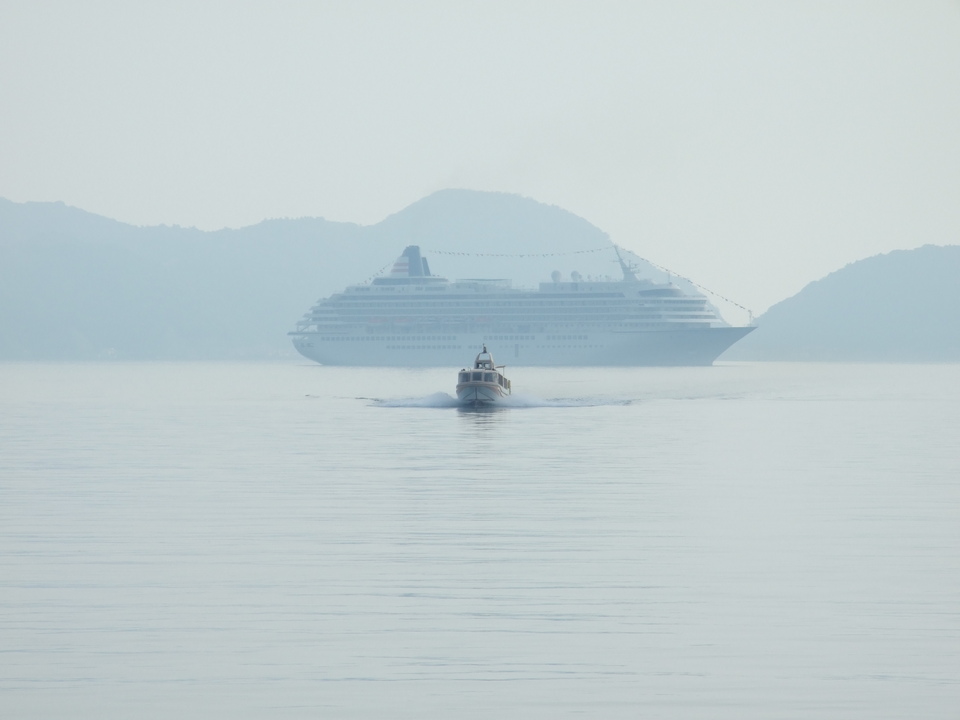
[456,405,510,427]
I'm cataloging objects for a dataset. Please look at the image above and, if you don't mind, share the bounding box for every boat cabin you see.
[457,345,511,391]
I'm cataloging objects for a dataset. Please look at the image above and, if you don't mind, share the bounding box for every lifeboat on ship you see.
[455,345,512,406]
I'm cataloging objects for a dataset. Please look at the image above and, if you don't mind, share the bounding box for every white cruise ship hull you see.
[292,326,753,367]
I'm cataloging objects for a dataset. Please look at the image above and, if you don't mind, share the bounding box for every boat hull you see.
[456,382,509,405]
[292,326,754,367]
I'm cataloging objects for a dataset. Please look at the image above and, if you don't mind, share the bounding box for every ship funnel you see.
[390,245,425,278]
[404,246,424,277]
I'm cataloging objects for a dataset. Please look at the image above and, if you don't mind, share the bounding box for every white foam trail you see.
[501,392,635,408]
[373,392,462,408]
[371,391,634,409]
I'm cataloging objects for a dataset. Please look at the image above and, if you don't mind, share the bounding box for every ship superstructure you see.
[290,245,754,366]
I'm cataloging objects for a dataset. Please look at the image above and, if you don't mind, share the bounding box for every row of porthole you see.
[385,345,463,350]
[318,336,456,342]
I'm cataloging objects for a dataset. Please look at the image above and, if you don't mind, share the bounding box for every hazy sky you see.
[2,1,959,314]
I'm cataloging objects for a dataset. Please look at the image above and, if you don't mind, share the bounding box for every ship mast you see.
[614,245,639,282]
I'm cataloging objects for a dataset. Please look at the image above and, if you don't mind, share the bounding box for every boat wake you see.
[371,392,634,409]
[373,392,463,408]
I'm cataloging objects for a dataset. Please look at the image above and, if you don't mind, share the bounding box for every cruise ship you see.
[290,245,754,366]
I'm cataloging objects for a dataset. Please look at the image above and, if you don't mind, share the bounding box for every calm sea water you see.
[1,361,958,719]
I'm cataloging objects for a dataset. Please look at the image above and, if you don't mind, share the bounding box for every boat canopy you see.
[473,345,495,370]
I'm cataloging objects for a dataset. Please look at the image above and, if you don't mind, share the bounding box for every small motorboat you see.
[456,345,512,405]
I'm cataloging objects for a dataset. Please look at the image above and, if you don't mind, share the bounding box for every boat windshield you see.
[474,345,495,370]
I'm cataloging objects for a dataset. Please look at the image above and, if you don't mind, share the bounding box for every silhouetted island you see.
[0,191,670,360]
[724,244,960,362]
[4,192,956,362]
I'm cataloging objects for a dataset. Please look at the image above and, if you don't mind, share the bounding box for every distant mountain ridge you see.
[6,192,956,362]
[724,244,960,361]
[0,191,645,360]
